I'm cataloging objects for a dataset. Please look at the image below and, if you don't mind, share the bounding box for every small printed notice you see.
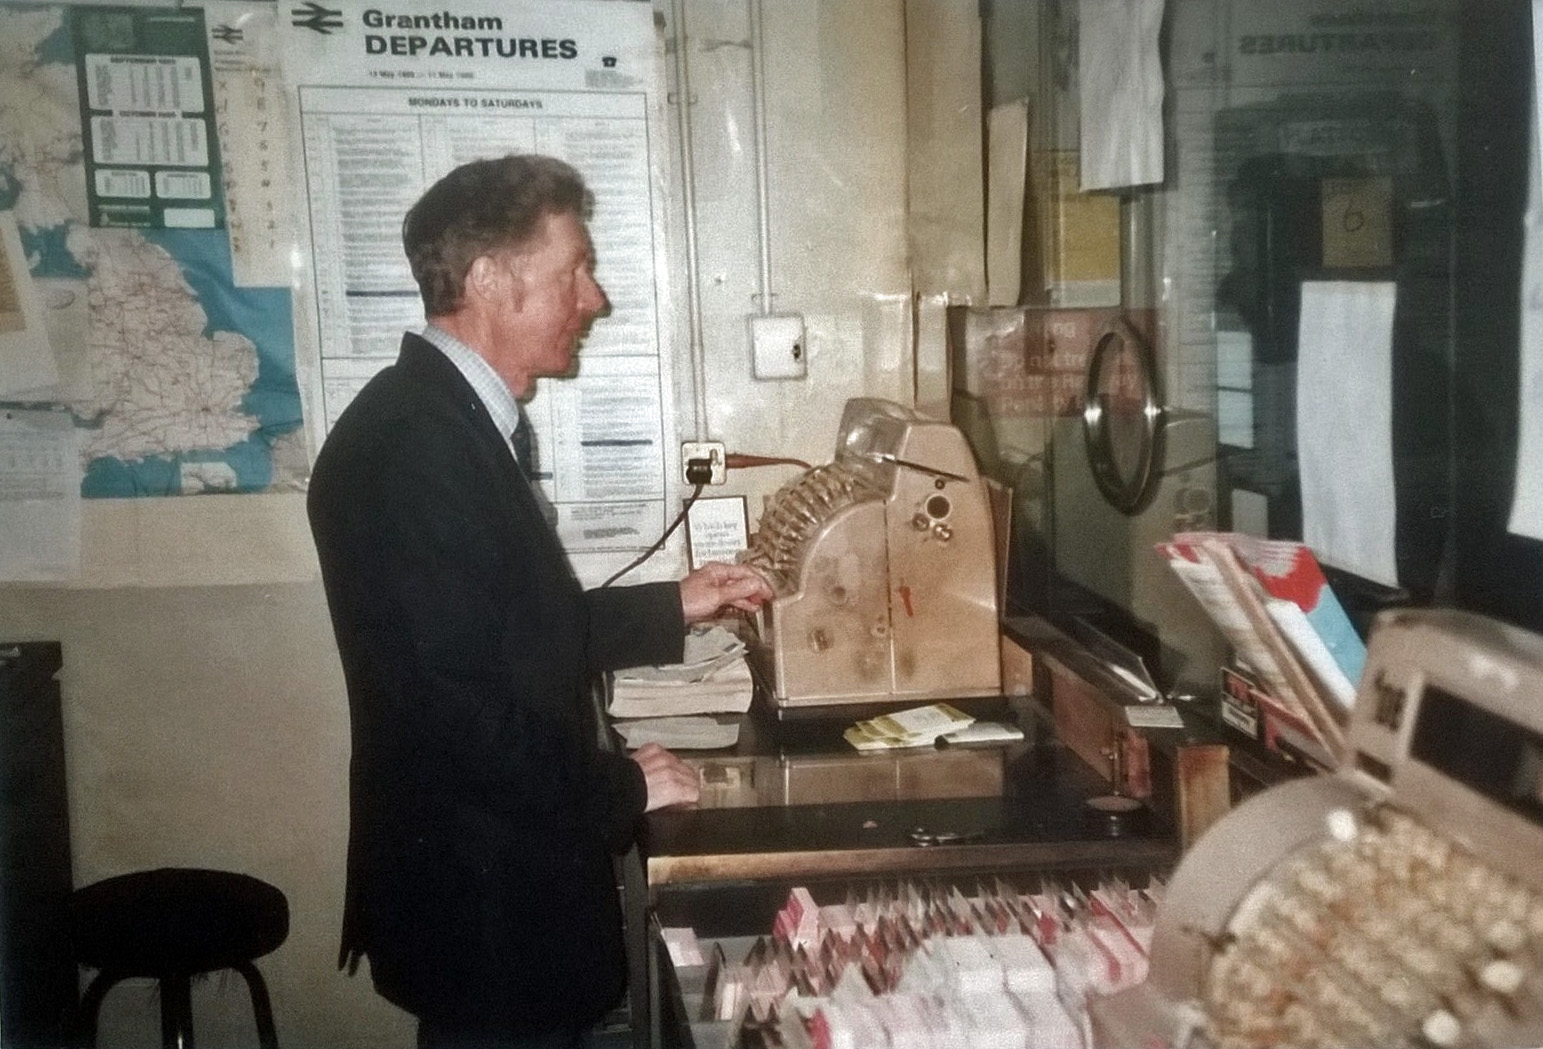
[1321,177,1394,269]
[0,408,80,580]
[686,496,749,569]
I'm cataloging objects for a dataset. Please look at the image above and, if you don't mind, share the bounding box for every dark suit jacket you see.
[307,333,685,1035]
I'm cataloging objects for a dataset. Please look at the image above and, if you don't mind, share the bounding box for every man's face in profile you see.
[488,211,607,392]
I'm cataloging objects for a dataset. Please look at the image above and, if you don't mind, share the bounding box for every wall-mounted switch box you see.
[749,313,806,380]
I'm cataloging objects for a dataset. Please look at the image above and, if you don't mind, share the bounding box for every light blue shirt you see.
[419,323,525,469]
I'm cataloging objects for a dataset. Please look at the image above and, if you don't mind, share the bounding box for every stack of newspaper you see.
[607,625,752,750]
[1155,532,1367,767]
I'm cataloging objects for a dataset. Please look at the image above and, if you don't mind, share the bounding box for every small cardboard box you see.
[1025,149,1122,308]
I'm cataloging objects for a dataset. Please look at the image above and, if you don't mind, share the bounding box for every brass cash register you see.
[743,398,1001,709]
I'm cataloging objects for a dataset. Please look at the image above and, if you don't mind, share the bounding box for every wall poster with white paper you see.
[279,1,678,575]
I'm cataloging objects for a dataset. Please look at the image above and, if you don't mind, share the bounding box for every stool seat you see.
[70,868,288,1049]
[71,868,288,975]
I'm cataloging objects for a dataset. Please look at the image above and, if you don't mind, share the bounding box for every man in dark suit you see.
[307,154,771,1049]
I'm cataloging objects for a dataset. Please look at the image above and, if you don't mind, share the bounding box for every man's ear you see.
[467,254,523,310]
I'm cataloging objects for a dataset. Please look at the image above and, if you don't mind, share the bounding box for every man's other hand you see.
[679,562,774,624]
[631,742,701,812]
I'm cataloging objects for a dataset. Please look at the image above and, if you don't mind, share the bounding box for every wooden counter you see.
[637,706,1178,936]
[617,681,1180,1047]
[645,746,1176,897]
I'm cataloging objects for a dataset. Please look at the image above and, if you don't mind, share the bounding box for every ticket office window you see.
[974,0,1540,695]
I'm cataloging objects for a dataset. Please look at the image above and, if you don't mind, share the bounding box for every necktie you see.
[510,420,534,477]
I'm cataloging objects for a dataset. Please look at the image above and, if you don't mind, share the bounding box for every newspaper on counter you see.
[607,624,754,720]
[612,715,741,752]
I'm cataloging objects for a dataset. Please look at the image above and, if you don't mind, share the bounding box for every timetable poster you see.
[280,1,675,561]
[72,5,226,230]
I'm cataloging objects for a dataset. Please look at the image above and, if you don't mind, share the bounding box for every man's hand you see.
[679,561,774,624]
[631,742,701,812]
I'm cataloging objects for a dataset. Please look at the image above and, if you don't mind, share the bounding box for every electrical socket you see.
[681,441,726,485]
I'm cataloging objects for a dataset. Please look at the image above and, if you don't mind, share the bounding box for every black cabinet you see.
[0,642,75,1049]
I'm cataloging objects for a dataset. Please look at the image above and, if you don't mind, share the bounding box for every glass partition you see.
[967,0,1538,696]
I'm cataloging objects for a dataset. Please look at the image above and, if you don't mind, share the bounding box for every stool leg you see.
[74,969,124,1049]
[159,973,195,1049]
[233,961,278,1049]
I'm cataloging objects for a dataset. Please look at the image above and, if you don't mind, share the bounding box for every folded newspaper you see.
[607,625,754,719]
[612,715,742,751]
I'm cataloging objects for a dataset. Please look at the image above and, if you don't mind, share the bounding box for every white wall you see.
[669,0,914,511]
[0,2,981,1045]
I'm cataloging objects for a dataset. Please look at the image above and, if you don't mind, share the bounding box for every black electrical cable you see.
[600,482,705,587]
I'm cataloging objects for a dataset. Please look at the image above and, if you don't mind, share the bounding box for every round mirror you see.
[1082,321,1163,515]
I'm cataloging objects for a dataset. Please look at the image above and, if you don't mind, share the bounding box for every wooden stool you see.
[70,868,288,1049]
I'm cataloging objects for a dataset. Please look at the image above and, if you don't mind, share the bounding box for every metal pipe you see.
[670,0,711,439]
[749,0,774,316]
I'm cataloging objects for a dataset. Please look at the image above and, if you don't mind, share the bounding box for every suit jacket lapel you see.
[395,334,569,565]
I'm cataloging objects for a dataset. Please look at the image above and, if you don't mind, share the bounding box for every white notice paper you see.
[1510,72,1543,541]
[1297,281,1398,588]
[685,496,749,569]
[1078,0,1165,190]
[0,408,80,580]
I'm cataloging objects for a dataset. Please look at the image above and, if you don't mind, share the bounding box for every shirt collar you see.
[420,323,523,443]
